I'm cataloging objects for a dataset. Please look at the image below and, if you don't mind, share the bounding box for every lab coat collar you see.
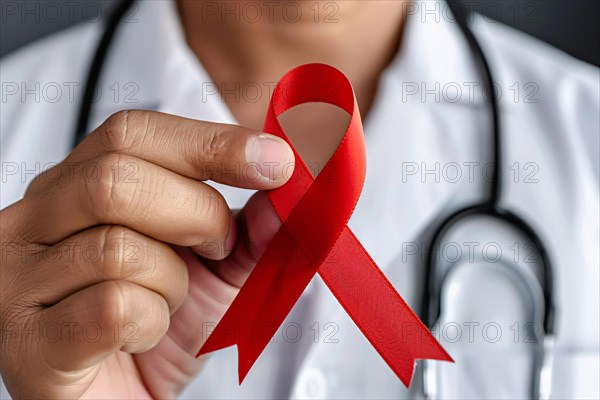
[385,0,483,105]
[92,0,484,126]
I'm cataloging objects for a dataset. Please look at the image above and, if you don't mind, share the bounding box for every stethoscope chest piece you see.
[421,207,554,399]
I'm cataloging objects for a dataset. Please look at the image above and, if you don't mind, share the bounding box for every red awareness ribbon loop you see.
[197,63,453,386]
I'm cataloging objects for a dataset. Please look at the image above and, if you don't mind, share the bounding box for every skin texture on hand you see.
[0,110,292,399]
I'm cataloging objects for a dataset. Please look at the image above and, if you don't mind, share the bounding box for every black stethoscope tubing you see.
[73,0,555,337]
[74,0,135,148]
[424,0,555,336]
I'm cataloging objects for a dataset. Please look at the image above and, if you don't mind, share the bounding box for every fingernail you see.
[225,213,237,254]
[245,134,294,183]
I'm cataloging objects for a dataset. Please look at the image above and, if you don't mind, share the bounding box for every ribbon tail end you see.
[196,338,225,358]
[236,342,261,385]
[196,327,236,358]
[391,342,454,388]
[429,348,454,363]
[197,336,264,385]
[238,358,250,385]
[394,348,453,389]
[397,363,418,388]
[413,341,455,364]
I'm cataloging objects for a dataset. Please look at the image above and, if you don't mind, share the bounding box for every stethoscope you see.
[73,1,555,398]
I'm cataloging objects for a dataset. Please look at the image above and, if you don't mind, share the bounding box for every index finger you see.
[72,110,295,190]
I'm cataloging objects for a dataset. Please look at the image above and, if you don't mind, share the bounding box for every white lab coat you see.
[1,1,598,399]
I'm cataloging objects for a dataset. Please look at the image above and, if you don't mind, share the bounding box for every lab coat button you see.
[295,367,327,399]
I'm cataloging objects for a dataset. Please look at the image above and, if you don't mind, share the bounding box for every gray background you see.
[1,0,599,66]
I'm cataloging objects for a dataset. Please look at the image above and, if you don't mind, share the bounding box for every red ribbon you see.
[197,63,452,386]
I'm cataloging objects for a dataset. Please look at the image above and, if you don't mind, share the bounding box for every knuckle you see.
[100,110,132,151]
[99,110,150,152]
[99,226,147,280]
[198,124,229,163]
[94,281,128,328]
[83,154,133,219]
